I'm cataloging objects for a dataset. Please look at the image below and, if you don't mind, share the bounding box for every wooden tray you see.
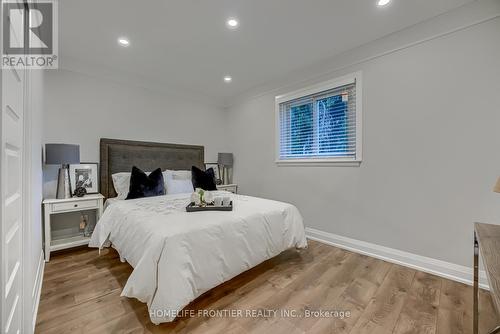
[186,201,233,212]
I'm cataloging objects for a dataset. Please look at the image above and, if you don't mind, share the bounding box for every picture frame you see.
[204,163,221,183]
[69,162,99,194]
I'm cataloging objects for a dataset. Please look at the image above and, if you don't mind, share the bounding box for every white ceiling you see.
[60,0,473,104]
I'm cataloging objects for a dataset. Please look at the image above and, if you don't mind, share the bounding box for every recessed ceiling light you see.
[377,0,391,6]
[224,76,232,83]
[117,37,130,47]
[226,18,239,29]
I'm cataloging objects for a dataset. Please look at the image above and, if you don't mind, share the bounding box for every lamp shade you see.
[494,177,500,193]
[45,144,80,165]
[218,153,233,166]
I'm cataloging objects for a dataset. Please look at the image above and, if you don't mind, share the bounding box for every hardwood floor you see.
[35,240,498,334]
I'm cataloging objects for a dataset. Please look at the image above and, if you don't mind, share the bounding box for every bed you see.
[89,138,307,324]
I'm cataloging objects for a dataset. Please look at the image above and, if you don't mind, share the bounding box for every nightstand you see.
[216,184,238,194]
[42,194,104,261]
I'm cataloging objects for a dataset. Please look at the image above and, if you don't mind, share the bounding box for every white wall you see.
[226,11,500,268]
[43,69,230,197]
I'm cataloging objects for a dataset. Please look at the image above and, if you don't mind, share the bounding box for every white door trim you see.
[31,252,44,329]
[1,66,26,334]
[22,67,39,333]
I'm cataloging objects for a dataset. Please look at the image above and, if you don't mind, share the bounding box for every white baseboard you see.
[32,250,45,330]
[305,227,489,290]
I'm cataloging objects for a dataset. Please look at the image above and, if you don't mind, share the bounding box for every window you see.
[276,72,362,165]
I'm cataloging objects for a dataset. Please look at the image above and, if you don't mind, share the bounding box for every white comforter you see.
[89,191,307,324]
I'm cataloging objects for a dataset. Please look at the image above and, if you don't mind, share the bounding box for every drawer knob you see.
[74,204,78,207]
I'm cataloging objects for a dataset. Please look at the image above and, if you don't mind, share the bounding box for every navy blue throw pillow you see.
[125,166,165,200]
[191,166,217,191]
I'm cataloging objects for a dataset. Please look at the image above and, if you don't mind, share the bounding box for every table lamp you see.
[45,144,80,199]
[494,177,500,194]
[218,153,233,185]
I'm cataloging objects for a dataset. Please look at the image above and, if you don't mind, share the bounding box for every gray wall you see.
[226,14,500,267]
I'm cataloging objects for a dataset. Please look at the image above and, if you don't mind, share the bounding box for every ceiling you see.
[60,0,473,104]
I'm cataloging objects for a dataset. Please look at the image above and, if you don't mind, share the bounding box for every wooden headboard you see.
[100,138,204,199]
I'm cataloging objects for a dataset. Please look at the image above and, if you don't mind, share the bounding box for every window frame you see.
[275,72,362,166]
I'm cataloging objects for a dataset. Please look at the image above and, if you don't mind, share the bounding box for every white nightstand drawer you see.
[52,199,98,212]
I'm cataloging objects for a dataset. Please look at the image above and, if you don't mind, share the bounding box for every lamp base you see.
[56,164,72,199]
[221,166,232,185]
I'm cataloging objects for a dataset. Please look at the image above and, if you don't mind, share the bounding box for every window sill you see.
[275,159,361,167]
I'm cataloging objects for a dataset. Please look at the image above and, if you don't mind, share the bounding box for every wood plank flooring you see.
[35,240,498,334]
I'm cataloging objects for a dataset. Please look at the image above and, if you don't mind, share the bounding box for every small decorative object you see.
[81,214,93,237]
[186,188,233,211]
[222,196,231,207]
[79,214,88,231]
[69,162,99,195]
[45,143,80,199]
[204,163,221,184]
[217,153,233,185]
[191,191,201,205]
[191,188,214,206]
[73,186,87,197]
[204,191,214,204]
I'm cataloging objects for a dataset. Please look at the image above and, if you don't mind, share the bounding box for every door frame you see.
[1,1,39,332]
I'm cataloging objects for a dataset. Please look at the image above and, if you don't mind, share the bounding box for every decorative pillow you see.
[125,166,165,200]
[164,170,194,194]
[164,170,191,180]
[191,166,217,191]
[165,178,194,194]
[112,172,133,199]
[114,170,192,198]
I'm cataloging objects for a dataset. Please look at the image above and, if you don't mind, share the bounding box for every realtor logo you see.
[2,0,58,69]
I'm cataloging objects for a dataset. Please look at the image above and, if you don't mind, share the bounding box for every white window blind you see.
[276,73,361,164]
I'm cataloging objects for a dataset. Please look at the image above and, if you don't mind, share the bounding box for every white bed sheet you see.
[89,191,307,324]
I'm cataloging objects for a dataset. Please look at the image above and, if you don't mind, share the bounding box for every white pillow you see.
[112,170,154,199]
[164,170,193,194]
[164,170,191,180]
[111,172,132,199]
[165,178,194,194]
